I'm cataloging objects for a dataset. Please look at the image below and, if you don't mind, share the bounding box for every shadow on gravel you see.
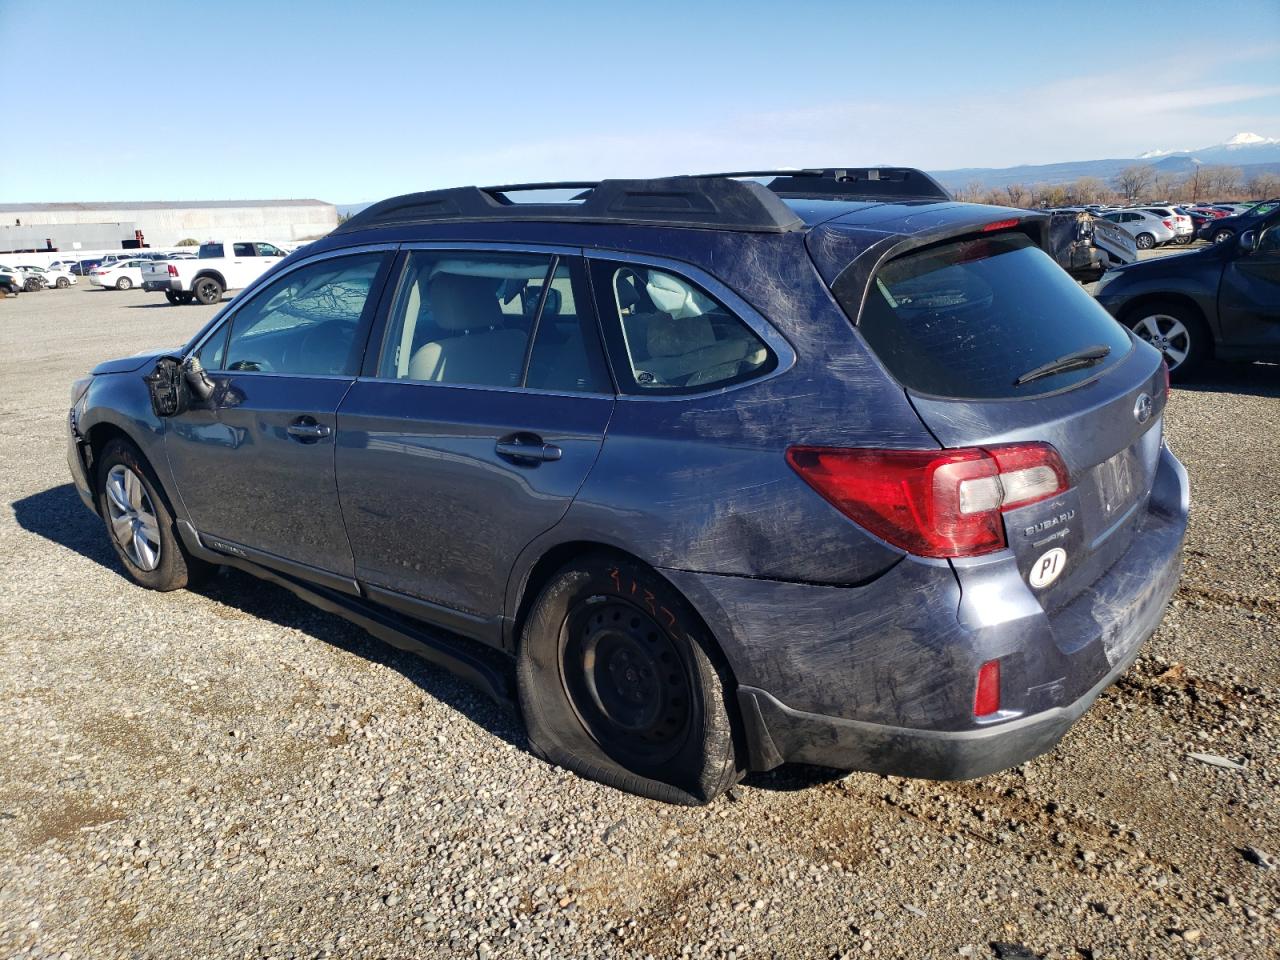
[12,483,525,753]
[1175,360,1280,398]
[743,764,849,793]
[12,483,118,572]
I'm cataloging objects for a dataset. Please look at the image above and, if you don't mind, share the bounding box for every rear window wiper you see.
[1014,344,1111,386]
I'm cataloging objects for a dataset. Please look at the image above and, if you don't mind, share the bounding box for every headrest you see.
[646,313,716,358]
[430,273,504,331]
[645,272,711,320]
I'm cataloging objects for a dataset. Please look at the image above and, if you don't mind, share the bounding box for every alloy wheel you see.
[1132,313,1191,370]
[105,464,162,571]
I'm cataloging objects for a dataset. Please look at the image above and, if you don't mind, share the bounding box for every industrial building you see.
[0,199,339,253]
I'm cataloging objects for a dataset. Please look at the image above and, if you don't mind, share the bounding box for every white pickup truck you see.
[141,240,288,305]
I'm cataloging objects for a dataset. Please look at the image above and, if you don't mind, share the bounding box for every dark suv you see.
[67,170,1189,804]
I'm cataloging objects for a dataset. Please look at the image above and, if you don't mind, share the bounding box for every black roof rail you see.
[701,167,953,202]
[333,178,806,235]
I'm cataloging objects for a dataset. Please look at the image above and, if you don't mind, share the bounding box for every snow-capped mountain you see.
[1137,132,1280,164]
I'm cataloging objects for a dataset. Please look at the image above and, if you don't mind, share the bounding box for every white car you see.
[1098,209,1177,250]
[24,264,78,288]
[89,258,149,290]
[1137,206,1194,245]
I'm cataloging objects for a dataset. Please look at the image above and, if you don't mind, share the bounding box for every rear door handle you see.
[287,416,332,442]
[495,434,562,463]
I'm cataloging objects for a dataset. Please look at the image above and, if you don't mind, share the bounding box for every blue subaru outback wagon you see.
[68,169,1189,804]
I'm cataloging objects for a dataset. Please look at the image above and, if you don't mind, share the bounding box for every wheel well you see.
[82,422,131,503]
[510,541,741,680]
[193,270,225,288]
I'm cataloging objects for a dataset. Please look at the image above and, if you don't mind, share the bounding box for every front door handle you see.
[287,417,332,442]
[495,434,562,463]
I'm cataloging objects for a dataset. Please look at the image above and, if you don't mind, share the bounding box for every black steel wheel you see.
[518,554,740,804]
[165,290,179,304]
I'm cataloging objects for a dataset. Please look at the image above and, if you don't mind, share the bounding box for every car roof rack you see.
[702,167,952,202]
[334,177,807,235]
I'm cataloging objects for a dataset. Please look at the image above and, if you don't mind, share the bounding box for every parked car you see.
[89,258,149,290]
[1098,209,1177,249]
[21,264,76,288]
[1137,206,1194,244]
[1095,207,1280,378]
[1195,199,1280,244]
[141,239,288,304]
[0,263,24,296]
[67,170,1188,804]
[69,259,102,276]
[1045,208,1136,280]
[15,266,49,291]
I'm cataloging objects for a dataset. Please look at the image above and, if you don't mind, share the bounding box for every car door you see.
[167,246,396,585]
[1218,213,1280,350]
[335,246,614,642]
[229,242,258,287]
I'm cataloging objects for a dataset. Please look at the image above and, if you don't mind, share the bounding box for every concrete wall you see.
[0,201,338,248]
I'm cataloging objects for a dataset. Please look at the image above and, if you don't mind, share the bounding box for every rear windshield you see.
[838,232,1131,399]
[198,243,224,258]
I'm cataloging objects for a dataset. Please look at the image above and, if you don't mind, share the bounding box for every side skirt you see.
[176,521,514,704]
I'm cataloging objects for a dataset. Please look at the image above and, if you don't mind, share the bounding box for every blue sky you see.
[1,0,1277,203]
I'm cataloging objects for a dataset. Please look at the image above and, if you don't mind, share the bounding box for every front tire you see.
[517,554,740,805]
[95,438,208,591]
[1135,232,1155,250]
[1212,228,1234,245]
[1125,300,1210,381]
[193,277,222,305]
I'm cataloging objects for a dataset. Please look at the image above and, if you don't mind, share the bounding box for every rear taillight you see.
[974,660,1001,716]
[786,443,1070,558]
[1162,359,1171,400]
[168,264,178,276]
[1162,219,1173,228]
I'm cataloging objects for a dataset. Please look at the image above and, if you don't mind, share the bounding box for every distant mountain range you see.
[929,132,1280,190]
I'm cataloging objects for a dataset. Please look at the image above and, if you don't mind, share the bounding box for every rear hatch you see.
[832,229,1166,611]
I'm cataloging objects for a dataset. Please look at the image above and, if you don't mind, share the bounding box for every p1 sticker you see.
[1029,547,1067,589]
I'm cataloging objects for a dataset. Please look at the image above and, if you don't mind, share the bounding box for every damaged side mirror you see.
[144,355,215,418]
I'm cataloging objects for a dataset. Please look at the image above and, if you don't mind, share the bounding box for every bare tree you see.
[1246,172,1280,199]
[1004,183,1030,208]
[1072,176,1108,204]
[1150,173,1180,201]
[1183,165,1210,203]
[953,180,988,203]
[1113,164,1156,201]
[1202,165,1243,198]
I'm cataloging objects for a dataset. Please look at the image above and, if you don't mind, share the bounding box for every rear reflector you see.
[786,442,1070,558]
[974,659,1001,716]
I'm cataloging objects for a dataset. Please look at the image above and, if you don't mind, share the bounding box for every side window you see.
[255,243,284,257]
[378,251,553,388]
[219,252,385,376]
[588,261,774,394]
[525,262,611,393]
[233,242,255,257]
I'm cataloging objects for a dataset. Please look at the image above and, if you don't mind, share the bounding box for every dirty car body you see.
[67,169,1189,801]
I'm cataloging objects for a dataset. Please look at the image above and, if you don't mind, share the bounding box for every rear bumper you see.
[142,278,179,291]
[738,631,1145,779]
[665,445,1189,778]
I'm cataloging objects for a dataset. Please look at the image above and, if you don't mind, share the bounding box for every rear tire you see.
[95,438,210,591]
[1135,233,1155,250]
[517,554,741,805]
[193,277,222,305]
[116,276,133,290]
[1124,300,1210,382]
[165,291,179,304]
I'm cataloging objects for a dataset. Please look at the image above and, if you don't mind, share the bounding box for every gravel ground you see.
[1,281,1277,960]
